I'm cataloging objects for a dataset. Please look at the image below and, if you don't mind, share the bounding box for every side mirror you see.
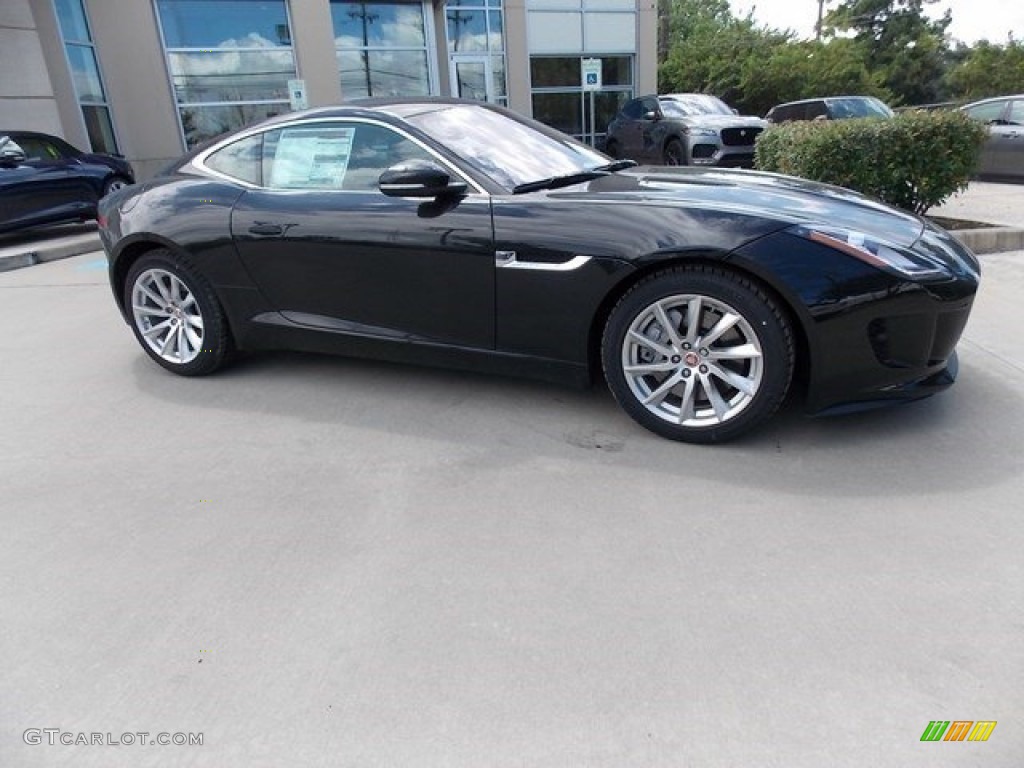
[0,137,26,167]
[379,160,467,198]
[642,110,661,122]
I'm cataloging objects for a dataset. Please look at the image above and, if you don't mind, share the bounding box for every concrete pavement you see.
[932,180,1024,254]
[1,251,1021,767]
[0,221,99,272]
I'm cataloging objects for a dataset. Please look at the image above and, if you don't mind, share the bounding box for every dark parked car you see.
[98,99,979,443]
[766,96,894,123]
[605,94,765,167]
[959,95,1024,180]
[0,130,134,234]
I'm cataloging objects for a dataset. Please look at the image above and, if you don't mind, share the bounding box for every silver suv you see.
[605,93,766,167]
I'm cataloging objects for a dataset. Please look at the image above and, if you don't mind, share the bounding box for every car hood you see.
[565,166,925,247]
[671,115,766,129]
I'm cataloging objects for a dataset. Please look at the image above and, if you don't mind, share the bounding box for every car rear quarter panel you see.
[105,177,268,325]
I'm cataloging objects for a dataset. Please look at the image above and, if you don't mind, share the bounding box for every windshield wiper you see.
[593,159,638,172]
[512,160,638,194]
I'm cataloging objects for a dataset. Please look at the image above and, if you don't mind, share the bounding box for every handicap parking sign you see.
[581,58,602,91]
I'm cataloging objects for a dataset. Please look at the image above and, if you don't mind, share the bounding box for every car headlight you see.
[686,127,718,137]
[792,225,950,281]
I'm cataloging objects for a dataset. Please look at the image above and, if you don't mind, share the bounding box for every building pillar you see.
[636,0,657,95]
[290,0,343,105]
[85,0,186,179]
[504,0,530,115]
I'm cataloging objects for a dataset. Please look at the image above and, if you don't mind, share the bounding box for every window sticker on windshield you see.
[270,127,355,189]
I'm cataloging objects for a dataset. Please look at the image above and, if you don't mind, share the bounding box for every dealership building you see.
[2,0,657,179]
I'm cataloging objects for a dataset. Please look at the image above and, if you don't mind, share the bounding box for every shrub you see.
[753,111,987,214]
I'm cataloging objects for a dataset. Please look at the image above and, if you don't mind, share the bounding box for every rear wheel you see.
[124,250,232,376]
[602,266,793,443]
[103,175,131,196]
[663,139,686,166]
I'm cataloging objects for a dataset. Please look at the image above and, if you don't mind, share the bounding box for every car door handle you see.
[248,221,287,236]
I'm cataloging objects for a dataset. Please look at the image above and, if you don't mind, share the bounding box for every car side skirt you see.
[243,310,592,388]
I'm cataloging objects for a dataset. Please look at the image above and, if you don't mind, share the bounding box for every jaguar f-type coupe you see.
[98,99,980,443]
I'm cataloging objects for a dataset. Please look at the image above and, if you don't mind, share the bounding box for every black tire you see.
[124,249,233,376]
[102,175,131,197]
[663,138,686,166]
[604,138,620,159]
[602,265,793,443]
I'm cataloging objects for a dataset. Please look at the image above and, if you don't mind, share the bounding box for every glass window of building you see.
[529,55,632,146]
[156,0,297,147]
[53,0,119,153]
[445,0,507,105]
[330,0,433,100]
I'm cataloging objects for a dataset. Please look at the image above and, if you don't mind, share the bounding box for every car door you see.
[612,99,644,159]
[990,99,1024,178]
[228,119,496,349]
[964,99,1009,176]
[0,135,94,228]
[638,97,664,161]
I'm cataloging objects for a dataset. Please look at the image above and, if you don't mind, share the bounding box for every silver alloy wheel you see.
[131,268,204,365]
[621,294,764,427]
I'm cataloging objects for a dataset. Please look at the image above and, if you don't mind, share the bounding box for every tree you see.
[946,38,1024,101]
[823,0,951,104]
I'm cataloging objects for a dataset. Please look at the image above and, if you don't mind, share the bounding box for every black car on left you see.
[0,130,135,234]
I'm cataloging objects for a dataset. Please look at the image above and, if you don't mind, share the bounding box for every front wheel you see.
[602,266,794,443]
[663,138,686,166]
[124,250,232,376]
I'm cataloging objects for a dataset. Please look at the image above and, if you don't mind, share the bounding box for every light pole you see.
[347,3,378,96]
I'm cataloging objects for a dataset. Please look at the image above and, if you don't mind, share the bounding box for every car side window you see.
[14,137,56,161]
[205,133,263,185]
[966,101,1007,123]
[640,97,660,117]
[1007,100,1024,126]
[806,101,829,120]
[262,123,436,192]
[621,100,643,119]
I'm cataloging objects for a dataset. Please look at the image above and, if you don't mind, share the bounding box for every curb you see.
[0,232,101,273]
[951,227,1024,256]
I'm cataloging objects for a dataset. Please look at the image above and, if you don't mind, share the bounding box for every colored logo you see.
[920,721,996,742]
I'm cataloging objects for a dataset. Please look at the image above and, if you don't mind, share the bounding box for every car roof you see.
[0,129,63,139]
[962,94,1024,107]
[771,96,881,108]
[253,97,494,127]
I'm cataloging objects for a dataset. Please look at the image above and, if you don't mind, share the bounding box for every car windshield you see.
[402,104,609,190]
[826,97,894,119]
[659,95,734,117]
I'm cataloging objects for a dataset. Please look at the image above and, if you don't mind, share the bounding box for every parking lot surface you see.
[1,251,1022,767]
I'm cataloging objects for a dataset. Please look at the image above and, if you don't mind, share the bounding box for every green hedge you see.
[754,111,987,214]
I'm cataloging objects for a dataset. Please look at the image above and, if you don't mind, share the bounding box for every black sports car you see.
[97,99,979,443]
[0,130,135,234]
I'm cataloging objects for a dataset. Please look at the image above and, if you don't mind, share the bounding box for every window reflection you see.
[53,0,119,153]
[158,0,293,48]
[157,0,296,148]
[406,104,606,189]
[331,0,432,99]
